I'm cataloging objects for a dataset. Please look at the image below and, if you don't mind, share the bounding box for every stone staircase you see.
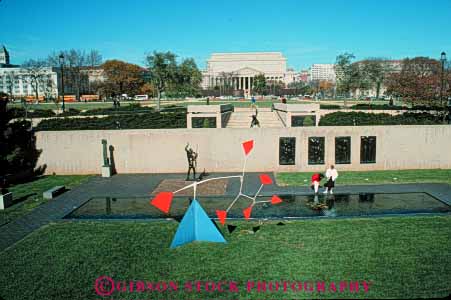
[225,108,284,128]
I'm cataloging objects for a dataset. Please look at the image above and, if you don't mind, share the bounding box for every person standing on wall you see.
[323,165,338,194]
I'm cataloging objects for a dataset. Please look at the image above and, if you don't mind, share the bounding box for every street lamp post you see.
[59,53,65,112]
[440,51,446,107]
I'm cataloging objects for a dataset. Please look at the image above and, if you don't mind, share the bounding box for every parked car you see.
[134,95,149,101]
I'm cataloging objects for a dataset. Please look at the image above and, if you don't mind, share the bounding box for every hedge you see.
[7,107,26,118]
[35,111,187,131]
[8,108,56,118]
[320,104,341,109]
[350,104,405,110]
[319,111,441,126]
[79,105,154,116]
[350,104,444,111]
[58,108,81,117]
[9,105,187,120]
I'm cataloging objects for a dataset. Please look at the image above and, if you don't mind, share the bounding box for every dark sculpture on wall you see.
[185,143,198,181]
[101,139,109,167]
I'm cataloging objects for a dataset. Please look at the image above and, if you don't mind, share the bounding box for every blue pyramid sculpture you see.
[170,199,227,248]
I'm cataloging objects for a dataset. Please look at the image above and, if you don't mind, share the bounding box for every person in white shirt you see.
[323,165,339,194]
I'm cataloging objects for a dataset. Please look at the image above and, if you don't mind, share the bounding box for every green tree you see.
[0,94,44,189]
[171,58,202,97]
[335,53,356,99]
[253,74,266,95]
[146,51,178,111]
[360,58,390,99]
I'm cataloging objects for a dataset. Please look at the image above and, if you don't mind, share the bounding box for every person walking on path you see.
[323,165,339,194]
[250,107,260,128]
[250,96,256,109]
[311,173,325,194]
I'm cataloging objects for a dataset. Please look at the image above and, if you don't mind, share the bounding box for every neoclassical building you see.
[0,45,58,99]
[201,52,297,93]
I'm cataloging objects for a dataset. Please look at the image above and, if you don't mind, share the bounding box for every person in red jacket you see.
[311,173,325,194]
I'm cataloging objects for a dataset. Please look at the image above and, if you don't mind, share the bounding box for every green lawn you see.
[0,175,92,227]
[7,102,120,110]
[277,169,451,186]
[175,100,305,107]
[0,216,449,299]
[6,99,310,111]
[5,98,402,112]
[7,100,185,110]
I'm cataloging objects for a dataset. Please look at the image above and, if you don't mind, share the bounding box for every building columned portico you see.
[201,52,296,95]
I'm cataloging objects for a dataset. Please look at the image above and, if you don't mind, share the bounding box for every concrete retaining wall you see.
[36,126,451,174]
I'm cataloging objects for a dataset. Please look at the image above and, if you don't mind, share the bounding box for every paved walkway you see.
[0,173,450,252]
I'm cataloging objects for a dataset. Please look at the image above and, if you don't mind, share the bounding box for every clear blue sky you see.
[1,0,450,70]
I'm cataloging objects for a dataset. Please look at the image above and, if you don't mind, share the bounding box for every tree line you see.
[335,53,451,104]
[7,50,202,111]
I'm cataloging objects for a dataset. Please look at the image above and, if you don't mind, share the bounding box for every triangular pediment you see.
[234,66,263,75]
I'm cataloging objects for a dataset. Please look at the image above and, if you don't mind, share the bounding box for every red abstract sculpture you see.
[150,140,283,224]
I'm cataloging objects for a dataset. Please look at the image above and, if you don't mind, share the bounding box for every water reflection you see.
[66,192,450,220]
[359,193,375,202]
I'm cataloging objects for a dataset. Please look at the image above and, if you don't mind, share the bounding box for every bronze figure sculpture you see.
[185,143,198,181]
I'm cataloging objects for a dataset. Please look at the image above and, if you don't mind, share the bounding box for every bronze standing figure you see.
[185,143,198,181]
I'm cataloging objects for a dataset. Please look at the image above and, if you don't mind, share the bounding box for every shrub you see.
[351,104,444,111]
[80,104,154,116]
[28,109,56,118]
[303,115,315,126]
[7,107,26,118]
[58,108,81,117]
[320,104,341,109]
[8,108,56,118]
[350,104,405,110]
[319,111,441,126]
[410,105,443,111]
[192,117,216,128]
[35,111,187,131]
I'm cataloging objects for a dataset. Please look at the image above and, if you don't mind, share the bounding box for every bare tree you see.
[48,49,100,101]
[21,59,49,102]
[86,49,102,67]
[5,70,16,99]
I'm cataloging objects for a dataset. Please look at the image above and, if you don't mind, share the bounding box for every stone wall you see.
[35,126,451,175]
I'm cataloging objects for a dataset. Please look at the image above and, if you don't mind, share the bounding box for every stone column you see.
[216,113,222,128]
[187,113,192,129]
